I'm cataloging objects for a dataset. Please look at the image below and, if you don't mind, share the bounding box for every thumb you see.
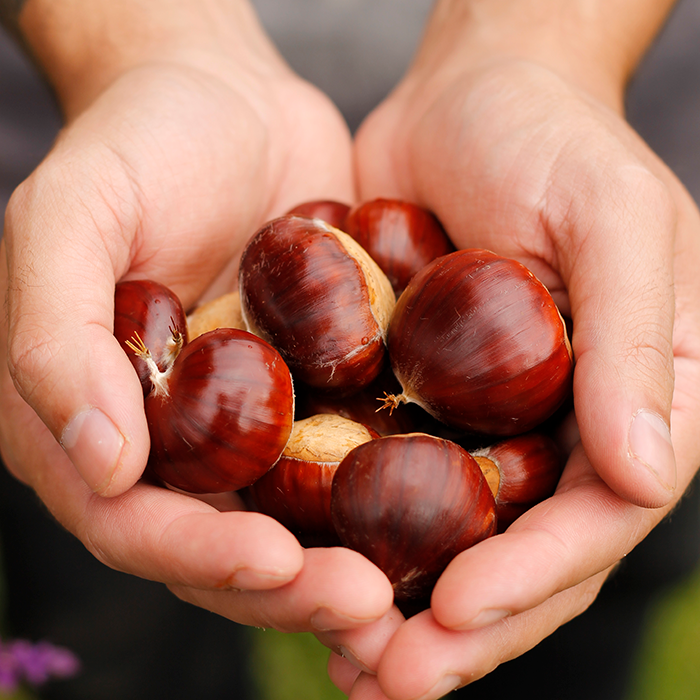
[4,163,150,498]
[561,166,677,509]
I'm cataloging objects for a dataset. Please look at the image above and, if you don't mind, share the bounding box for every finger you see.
[316,606,405,674]
[427,438,685,632]
[4,150,150,497]
[0,363,305,589]
[372,571,609,700]
[169,547,394,633]
[349,671,394,700]
[548,160,677,508]
[327,652,363,696]
[82,485,306,590]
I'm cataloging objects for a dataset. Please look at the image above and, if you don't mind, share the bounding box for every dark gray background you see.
[2,0,699,223]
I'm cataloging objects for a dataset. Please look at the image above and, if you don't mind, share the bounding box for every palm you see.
[50,63,355,309]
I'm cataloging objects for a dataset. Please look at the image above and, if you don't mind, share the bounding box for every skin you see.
[2,0,699,698]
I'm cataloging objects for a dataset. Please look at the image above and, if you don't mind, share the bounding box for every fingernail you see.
[416,674,462,700]
[458,608,510,630]
[311,607,371,632]
[225,568,295,591]
[628,410,676,492]
[338,646,375,675]
[61,407,125,494]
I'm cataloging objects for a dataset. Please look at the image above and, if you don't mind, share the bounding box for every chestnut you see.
[330,433,496,602]
[238,215,395,394]
[187,291,246,340]
[294,365,425,436]
[470,433,564,531]
[114,279,188,396]
[286,199,351,230]
[129,327,294,494]
[344,198,455,296]
[383,249,573,436]
[247,414,379,546]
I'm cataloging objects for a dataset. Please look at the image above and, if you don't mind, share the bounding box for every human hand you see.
[0,0,393,635]
[322,0,700,696]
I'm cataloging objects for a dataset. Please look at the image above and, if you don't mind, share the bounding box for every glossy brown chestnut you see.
[344,199,455,296]
[187,291,246,340]
[331,433,497,602]
[238,215,395,394]
[294,365,425,436]
[247,414,379,546]
[384,249,573,436]
[286,199,351,230]
[133,327,294,494]
[471,433,564,531]
[114,279,188,396]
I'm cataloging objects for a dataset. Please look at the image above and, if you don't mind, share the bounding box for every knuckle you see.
[7,321,60,407]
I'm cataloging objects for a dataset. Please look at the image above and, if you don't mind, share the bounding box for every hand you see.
[0,0,393,636]
[321,1,700,696]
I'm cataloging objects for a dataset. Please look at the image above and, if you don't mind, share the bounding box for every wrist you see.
[407,0,678,112]
[16,0,285,118]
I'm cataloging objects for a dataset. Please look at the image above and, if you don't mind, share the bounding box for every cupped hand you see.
[327,50,700,699]
[0,21,394,633]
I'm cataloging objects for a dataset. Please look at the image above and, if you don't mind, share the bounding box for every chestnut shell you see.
[239,215,394,394]
[114,279,188,396]
[330,433,496,602]
[247,414,379,546]
[187,291,246,340]
[145,328,294,494]
[344,198,455,296]
[387,249,573,436]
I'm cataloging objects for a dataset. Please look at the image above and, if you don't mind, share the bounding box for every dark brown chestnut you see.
[383,249,573,436]
[114,279,188,396]
[238,215,395,394]
[294,365,426,436]
[247,414,379,546]
[286,199,351,230]
[330,433,496,602]
[471,433,564,531]
[344,199,455,296]
[129,327,294,494]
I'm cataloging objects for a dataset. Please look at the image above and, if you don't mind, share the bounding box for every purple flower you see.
[0,643,21,693]
[0,636,80,692]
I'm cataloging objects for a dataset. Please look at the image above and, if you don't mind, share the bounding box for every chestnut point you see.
[385,249,573,436]
[238,215,396,395]
[294,363,427,436]
[114,279,189,396]
[330,433,497,602]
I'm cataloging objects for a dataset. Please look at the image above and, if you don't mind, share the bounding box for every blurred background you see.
[2,0,700,698]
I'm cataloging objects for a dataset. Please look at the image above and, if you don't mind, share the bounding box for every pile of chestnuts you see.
[114,197,573,608]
